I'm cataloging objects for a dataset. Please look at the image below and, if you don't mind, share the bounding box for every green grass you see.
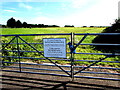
[1,27,104,34]
[1,27,120,68]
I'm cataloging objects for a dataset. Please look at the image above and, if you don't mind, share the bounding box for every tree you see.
[64,25,74,27]
[23,22,28,28]
[7,17,16,28]
[83,26,87,27]
[92,19,120,53]
[2,25,7,28]
[16,20,22,28]
[38,24,44,28]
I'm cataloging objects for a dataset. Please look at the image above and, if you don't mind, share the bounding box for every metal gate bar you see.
[1,61,120,70]
[16,36,21,72]
[18,36,71,76]
[1,33,120,81]
[74,56,109,75]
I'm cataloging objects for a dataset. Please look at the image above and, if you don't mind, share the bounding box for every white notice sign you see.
[43,38,66,58]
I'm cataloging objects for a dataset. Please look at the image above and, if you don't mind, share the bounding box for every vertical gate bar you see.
[16,36,21,72]
[70,32,74,81]
[18,36,71,76]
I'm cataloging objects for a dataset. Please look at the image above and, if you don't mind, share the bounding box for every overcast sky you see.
[1,0,120,27]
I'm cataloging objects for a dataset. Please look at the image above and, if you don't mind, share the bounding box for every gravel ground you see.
[1,63,120,90]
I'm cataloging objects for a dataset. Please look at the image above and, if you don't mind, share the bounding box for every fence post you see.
[16,36,21,72]
[70,32,74,81]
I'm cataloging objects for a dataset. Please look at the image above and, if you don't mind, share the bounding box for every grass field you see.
[2,27,104,34]
[1,27,120,68]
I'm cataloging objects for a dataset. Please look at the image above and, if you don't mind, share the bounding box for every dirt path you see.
[1,63,120,90]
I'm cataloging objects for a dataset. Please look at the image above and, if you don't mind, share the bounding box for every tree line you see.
[1,17,110,28]
[5,17,60,28]
[1,17,76,28]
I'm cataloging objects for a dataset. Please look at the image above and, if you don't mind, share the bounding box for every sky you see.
[1,0,120,27]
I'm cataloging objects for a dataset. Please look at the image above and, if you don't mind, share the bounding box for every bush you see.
[92,19,120,53]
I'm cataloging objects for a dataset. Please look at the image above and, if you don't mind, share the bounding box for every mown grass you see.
[1,27,120,68]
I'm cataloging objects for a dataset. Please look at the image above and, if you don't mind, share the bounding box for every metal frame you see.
[1,33,120,81]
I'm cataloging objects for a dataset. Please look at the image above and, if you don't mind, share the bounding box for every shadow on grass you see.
[1,74,120,90]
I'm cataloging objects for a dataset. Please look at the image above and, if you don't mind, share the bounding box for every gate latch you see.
[68,42,76,54]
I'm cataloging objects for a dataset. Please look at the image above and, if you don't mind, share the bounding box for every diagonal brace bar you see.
[18,36,71,76]
[18,37,42,54]
[74,56,109,75]
[2,36,16,66]
[2,36,16,50]
[68,34,88,54]
[73,34,88,51]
